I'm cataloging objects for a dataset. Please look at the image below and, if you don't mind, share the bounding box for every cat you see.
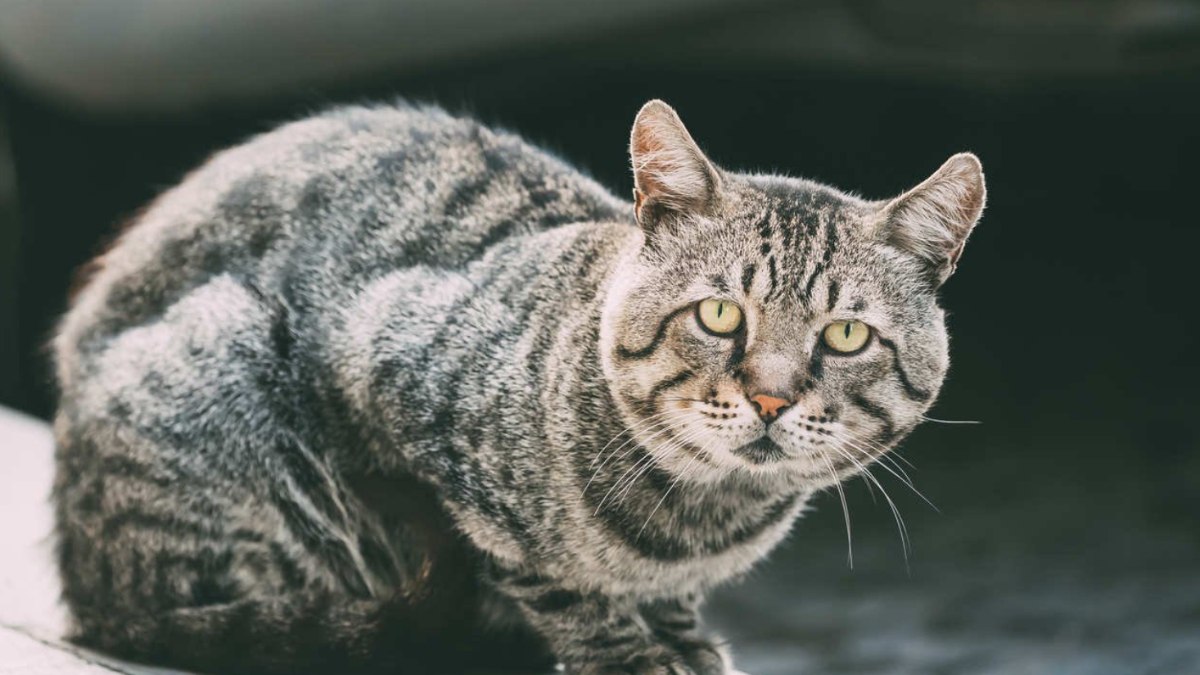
[52,99,984,674]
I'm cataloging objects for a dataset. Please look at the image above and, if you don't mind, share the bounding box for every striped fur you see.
[52,100,983,674]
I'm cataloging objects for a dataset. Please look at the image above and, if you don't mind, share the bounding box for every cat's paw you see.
[570,655,688,674]
[569,641,730,675]
[672,636,731,675]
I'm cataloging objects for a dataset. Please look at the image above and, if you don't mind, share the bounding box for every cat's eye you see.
[823,321,871,354]
[696,299,743,336]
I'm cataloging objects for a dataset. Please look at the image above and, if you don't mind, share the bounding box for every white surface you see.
[0,629,118,675]
[0,406,67,641]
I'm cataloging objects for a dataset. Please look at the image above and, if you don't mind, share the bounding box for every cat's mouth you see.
[731,436,788,465]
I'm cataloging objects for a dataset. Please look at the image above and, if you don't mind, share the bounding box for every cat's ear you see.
[873,152,986,286]
[630,100,721,230]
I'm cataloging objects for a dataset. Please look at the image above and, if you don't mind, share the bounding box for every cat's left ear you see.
[629,100,722,232]
[872,153,986,286]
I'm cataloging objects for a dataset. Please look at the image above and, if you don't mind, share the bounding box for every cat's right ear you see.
[629,100,721,233]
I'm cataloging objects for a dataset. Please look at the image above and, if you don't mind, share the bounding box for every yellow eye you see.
[696,298,743,335]
[823,321,871,354]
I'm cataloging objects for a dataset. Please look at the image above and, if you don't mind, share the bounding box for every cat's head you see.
[599,100,985,490]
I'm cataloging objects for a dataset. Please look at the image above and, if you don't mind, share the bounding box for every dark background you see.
[1,2,1197,672]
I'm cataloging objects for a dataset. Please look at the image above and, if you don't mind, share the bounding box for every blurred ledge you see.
[0,0,744,114]
[1,0,1199,115]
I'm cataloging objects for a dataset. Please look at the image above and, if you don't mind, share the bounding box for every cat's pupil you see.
[717,303,724,318]
[844,323,852,339]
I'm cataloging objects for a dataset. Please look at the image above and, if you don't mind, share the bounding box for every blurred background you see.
[0,1,1198,673]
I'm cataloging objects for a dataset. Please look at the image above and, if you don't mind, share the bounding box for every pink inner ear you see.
[631,123,673,199]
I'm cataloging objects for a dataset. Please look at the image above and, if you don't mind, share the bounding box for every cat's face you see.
[600,101,985,490]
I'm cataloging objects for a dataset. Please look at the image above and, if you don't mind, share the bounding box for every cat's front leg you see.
[490,568,729,674]
[639,595,731,675]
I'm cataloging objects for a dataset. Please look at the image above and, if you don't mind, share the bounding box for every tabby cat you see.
[52,100,985,674]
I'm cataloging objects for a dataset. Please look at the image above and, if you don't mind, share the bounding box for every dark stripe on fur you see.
[741,262,757,293]
[726,333,746,370]
[596,483,799,561]
[527,589,583,613]
[654,618,697,632]
[809,348,825,382]
[101,510,237,542]
[802,221,839,304]
[876,336,933,402]
[614,305,690,360]
[582,633,641,649]
[826,279,840,312]
[96,455,174,489]
[765,256,779,301]
[649,369,694,404]
[851,393,896,441]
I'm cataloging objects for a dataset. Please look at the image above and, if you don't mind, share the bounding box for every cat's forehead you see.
[665,178,876,271]
[732,176,868,231]
[650,178,923,315]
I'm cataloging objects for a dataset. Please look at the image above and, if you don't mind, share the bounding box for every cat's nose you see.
[749,394,792,422]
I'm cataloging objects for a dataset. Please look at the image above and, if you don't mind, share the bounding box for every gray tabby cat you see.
[52,100,984,674]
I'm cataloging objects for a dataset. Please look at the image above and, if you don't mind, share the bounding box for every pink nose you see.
[750,394,792,421]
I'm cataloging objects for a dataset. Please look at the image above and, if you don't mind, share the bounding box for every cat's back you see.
[56,102,627,392]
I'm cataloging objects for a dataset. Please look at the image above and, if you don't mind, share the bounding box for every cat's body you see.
[53,101,984,674]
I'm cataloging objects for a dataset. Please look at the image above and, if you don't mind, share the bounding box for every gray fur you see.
[52,99,984,674]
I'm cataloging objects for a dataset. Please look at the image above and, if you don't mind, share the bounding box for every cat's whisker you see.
[593,410,695,469]
[827,429,917,485]
[659,396,710,405]
[585,409,695,488]
[634,431,720,538]
[590,408,689,468]
[831,432,938,514]
[859,472,878,504]
[827,443,911,566]
[584,414,678,496]
[582,416,695,506]
[818,452,854,568]
[634,446,704,541]
[920,415,981,425]
[830,432,938,513]
[843,432,919,471]
[894,451,917,470]
[595,448,662,514]
[595,416,701,514]
[612,423,711,508]
[832,432,916,488]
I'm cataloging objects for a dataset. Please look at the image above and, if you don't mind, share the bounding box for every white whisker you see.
[827,442,911,570]
[613,423,711,508]
[583,410,695,498]
[920,415,981,425]
[831,431,938,513]
[634,439,709,541]
[819,452,854,568]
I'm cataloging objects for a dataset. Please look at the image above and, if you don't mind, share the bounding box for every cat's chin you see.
[697,435,860,489]
[643,436,812,489]
[731,437,788,464]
